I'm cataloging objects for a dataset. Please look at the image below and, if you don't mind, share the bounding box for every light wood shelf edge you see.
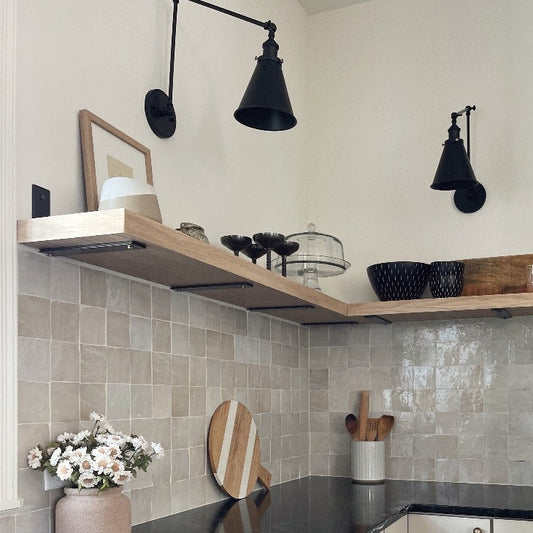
[347,292,533,322]
[17,210,533,325]
[17,210,349,323]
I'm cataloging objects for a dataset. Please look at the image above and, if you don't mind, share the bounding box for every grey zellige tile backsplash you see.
[312,318,533,485]
[13,248,533,532]
[14,250,309,532]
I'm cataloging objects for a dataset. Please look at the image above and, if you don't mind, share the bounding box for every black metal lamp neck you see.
[447,119,461,141]
[260,36,281,62]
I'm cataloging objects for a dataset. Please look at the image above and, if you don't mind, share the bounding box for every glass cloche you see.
[272,223,350,290]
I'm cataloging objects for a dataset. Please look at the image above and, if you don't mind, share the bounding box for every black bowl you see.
[429,261,465,298]
[367,262,430,301]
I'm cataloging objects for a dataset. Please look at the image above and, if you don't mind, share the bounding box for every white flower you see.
[56,432,74,443]
[72,430,91,445]
[105,444,121,459]
[68,447,87,465]
[62,445,74,460]
[78,454,93,472]
[91,446,109,458]
[92,452,112,475]
[104,459,125,476]
[27,447,42,469]
[78,472,98,488]
[56,460,73,481]
[105,434,125,448]
[151,442,165,459]
[90,412,105,422]
[49,447,62,467]
[112,469,132,485]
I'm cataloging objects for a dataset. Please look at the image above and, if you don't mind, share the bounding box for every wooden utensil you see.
[345,414,358,440]
[366,418,379,441]
[208,400,271,499]
[357,390,369,441]
[377,415,395,441]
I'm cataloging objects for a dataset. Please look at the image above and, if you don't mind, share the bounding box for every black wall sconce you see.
[145,0,297,138]
[430,105,486,213]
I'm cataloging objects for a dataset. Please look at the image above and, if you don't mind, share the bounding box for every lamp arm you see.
[168,0,179,104]
[451,105,476,118]
[187,0,276,35]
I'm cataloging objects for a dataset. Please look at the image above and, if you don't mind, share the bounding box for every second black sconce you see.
[145,0,297,138]
[431,105,486,213]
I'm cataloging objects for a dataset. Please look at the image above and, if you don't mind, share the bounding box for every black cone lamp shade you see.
[234,37,296,131]
[431,122,478,190]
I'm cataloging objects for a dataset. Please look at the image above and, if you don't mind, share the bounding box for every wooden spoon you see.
[357,390,369,441]
[345,414,358,440]
[366,418,379,441]
[377,415,395,441]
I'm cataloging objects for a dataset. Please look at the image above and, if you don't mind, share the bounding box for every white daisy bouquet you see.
[27,412,164,491]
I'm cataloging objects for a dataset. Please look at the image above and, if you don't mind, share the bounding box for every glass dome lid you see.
[272,223,350,289]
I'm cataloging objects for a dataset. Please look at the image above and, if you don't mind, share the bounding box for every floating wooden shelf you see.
[17,209,533,325]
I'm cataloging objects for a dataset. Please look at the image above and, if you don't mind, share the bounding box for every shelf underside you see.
[17,210,533,325]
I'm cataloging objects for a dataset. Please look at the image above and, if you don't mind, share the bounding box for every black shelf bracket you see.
[171,282,253,292]
[364,315,392,325]
[302,321,359,326]
[492,308,512,320]
[248,304,315,312]
[39,240,146,257]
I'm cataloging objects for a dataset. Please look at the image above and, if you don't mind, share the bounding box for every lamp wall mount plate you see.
[454,182,487,213]
[145,89,177,139]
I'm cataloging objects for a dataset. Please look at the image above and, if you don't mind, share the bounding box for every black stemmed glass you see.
[252,232,285,270]
[274,240,300,277]
[242,243,267,264]
[220,235,252,256]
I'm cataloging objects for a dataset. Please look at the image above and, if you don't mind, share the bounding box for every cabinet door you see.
[384,515,407,532]
[493,519,533,532]
[408,513,491,533]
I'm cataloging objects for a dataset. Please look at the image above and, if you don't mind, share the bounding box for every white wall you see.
[16,0,309,241]
[305,0,533,301]
[16,0,533,304]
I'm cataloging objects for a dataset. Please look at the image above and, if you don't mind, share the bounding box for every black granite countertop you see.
[132,477,533,533]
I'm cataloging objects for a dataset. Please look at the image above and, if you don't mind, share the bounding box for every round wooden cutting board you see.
[208,400,271,499]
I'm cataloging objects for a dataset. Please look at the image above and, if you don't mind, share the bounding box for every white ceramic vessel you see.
[351,440,385,483]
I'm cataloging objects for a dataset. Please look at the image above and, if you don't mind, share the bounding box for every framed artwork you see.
[79,109,153,211]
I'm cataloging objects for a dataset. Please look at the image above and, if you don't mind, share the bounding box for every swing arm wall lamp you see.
[144,0,297,138]
[431,105,487,213]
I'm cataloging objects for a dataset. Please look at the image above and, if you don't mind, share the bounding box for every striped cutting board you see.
[208,400,271,499]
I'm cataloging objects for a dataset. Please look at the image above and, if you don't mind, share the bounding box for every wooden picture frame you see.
[79,109,153,211]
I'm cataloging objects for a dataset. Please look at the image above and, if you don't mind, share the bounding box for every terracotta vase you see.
[55,487,131,533]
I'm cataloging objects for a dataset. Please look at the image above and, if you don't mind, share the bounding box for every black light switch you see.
[32,184,50,218]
